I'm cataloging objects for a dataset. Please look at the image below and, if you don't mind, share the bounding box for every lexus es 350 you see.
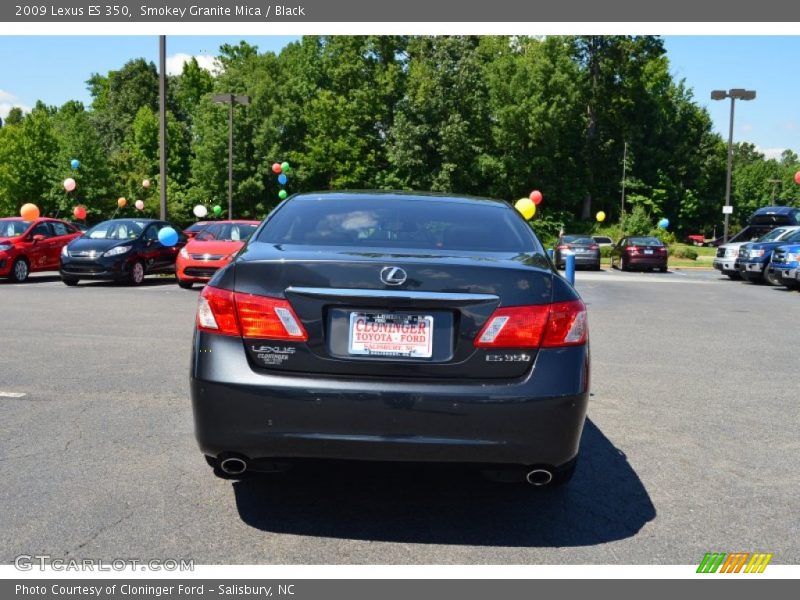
[191,192,590,486]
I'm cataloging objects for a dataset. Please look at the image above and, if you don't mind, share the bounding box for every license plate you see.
[644,249,654,255]
[348,312,433,358]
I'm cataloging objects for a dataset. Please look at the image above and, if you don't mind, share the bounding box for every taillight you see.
[197,286,308,341]
[474,300,587,348]
[589,244,599,250]
[556,245,569,251]
[197,286,240,336]
[235,293,307,340]
[626,246,637,254]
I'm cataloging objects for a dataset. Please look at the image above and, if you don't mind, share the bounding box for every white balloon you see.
[193,204,208,218]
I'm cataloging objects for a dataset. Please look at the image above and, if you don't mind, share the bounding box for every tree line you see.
[1,35,798,232]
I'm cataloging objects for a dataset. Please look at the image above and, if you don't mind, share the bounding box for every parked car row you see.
[554,234,669,273]
[0,216,258,288]
[713,206,800,290]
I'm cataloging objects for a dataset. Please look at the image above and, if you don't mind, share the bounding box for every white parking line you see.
[0,391,27,398]
[574,273,717,284]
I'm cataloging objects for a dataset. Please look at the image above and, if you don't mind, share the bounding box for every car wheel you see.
[129,260,145,286]
[620,258,627,272]
[659,265,668,273]
[10,257,29,283]
[763,269,780,286]
[178,280,193,290]
[62,277,79,286]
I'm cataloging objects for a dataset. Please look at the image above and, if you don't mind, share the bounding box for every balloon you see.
[135,200,145,210]
[20,203,40,220]
[142,179,151,189]
[596,211,606,222]
[212,205,222,216]
[158,227,179,247]
[278,173,287,185]
[795,171,800,185]
[278,189,288,200]
[73,206,87,220]
[529,190,543,205]
[272,162,282,174]
[281,161,290,172]
[63,178,76,192]
[514,197,536,220]
[70,159,80,170]
[117,197,127,208]
[193,204,208,218]
[658,218,670,230]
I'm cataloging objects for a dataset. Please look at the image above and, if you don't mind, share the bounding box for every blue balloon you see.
[657,218,670,230]
[70,159,80,170]
[158,226,179,247]
[277,173,287,185]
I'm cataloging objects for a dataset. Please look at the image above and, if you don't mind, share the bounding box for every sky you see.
[0,35,798,159]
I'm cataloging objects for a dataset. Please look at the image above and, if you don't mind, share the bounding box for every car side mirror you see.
[31,234,46,243]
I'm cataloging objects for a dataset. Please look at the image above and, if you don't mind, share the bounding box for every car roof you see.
[752,206,799,216]
[290,190,510,208]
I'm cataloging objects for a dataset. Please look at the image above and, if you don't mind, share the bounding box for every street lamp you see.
[711,88,756,243]
[213,93,251,219]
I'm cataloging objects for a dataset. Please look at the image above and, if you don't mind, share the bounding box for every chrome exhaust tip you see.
[219,457,247,475]
[526,468,553,486]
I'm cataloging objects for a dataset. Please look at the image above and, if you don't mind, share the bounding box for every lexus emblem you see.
[380,266,407,286]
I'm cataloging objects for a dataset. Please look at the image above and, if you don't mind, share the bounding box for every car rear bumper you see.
[557,254,600,268]
[191,332,590,468]
[625,256,667,268]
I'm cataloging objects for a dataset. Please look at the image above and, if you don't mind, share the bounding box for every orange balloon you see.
[20,203,40,220]
[117,197,127,208]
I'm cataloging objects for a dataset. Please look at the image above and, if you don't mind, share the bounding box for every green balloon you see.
[278,190,288,200]
[281,161,290,172]
[212,205,222,215]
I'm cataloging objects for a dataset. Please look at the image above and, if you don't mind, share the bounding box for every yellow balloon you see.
[596,211,606,222]
[20,203,40,220]
[515,198,536,220]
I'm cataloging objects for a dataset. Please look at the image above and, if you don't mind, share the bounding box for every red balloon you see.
[271,162,282,174]
[529,190,543,205]
[73,206,87,220]
[794,171,800,185]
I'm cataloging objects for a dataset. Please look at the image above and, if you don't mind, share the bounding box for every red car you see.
[176,220,260,289]
[610,236,669,272]
[0,217,82,282]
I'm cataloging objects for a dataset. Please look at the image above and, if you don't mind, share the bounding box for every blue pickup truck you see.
[768,243,800,289]
[737,226,800,284]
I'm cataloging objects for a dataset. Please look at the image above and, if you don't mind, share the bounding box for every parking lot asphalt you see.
[1,269,798,564]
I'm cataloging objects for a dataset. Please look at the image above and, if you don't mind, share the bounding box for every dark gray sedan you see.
[554,235,602,270]
[191,192,590,487]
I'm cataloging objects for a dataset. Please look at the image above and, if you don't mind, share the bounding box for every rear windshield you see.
[258,196,540,253]
[196,223,258,242]
[629,237,664,247]
[561,236,594,244]
[0,220,31,237]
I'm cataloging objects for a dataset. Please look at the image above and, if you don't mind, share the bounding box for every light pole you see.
[213,93,251,219]
[159,35,167,220]
[711,88,756,244]
[767,178,782,204]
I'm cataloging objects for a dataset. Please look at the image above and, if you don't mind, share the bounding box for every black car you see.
[60,218,186,286]
[191,191,590,486]
[554,235,601,270]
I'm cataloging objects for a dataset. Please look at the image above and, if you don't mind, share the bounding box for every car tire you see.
[62,277,79,286]
[178,280,193,290]
[763,269,780,286]
[10,257,29,283]
[129,260,145,286]
[659,265,668,273]
[620,258,628,272]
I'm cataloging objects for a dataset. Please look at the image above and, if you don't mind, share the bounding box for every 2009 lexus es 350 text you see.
[190,192,590,486]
